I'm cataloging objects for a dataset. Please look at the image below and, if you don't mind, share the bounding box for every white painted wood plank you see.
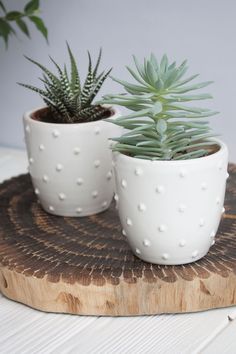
[202,319,236,354]
[50,309,232,354]
[0,293,97,354]
[1,289,234,354]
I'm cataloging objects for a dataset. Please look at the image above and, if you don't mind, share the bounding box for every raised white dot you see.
[218,161,223,170]
[226,172,229,179]
[52,129,60,138]
[158,224,167,232]
[29,157,34,164]
[211,239,216,246]
[58,193,66,201]
[114,193,119,202]
[135,167,143,176]
[25,125,30,133]
[39,144,45,151]
[122,229,127,236]
[156,185,165,194]
[56,163,63,172]
[201,182,207,191]
[106,171,112,180]
[76,207,83,214]
[179,239,186,247]
[178,204,186,213]
[126,218,132,226]
[162,253,169,260]
[135,248,141,255]
[34,188,40,195]
[92,190,98,198]
[94,126,101,135]
[74,147,80,155]
[199,218,205,227]
[121,179,127,188]
[192,250,199,258]
[138,203,146,212]
[49,205,55,212]
[179,170,187,178]
[94,160,100,168]
[76,178,83,186]
[222,207,225,214]
[42,175,49,183]
[143,239,151,247]
[210,231,216,238]
[216,197,221,205]
[102,201,108,208]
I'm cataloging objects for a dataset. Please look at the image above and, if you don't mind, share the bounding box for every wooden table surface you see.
[0,146,236,354]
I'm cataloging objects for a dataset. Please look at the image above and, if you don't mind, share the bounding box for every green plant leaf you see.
[168,93,212,102]
[5,11,22,21]
[0,18,14,47]
[66,42,81,93]
[24,0,39,14]
[17,82,47,96]
[93,47,102,77]
[150,53,159,70]
[151,101,162,115]
[0,1,6,14]
[171,74,199,88]
[16,18,30,37]
[133,55,148,81]
[146,61,158,85]
[29,15,48,41]
[170,81,213,94]
[156,119,167,134]
[24,55,59,84]
[126,65,148,86]
[160,54,168,73]
[111,76,150,94]
[88,67,112,104]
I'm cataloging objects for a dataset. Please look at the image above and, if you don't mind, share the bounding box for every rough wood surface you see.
[0,165,236,316]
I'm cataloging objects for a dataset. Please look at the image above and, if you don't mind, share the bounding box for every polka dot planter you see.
[113,140,228,265]
[23,107,120,217]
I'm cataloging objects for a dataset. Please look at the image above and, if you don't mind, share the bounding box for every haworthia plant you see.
[101,54,218,160]
[18,44,112,123]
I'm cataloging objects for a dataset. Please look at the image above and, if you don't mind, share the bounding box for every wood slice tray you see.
[0,165,236,316]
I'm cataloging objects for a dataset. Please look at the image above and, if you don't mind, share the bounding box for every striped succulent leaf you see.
[18,45,111,123]
[101,54,219,160]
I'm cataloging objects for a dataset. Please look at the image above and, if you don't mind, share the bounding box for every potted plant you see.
[101,54,228,265]
[19,44,120,217]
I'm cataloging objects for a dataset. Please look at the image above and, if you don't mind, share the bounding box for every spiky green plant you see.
[18,44,112,123]
[101,54,218,160]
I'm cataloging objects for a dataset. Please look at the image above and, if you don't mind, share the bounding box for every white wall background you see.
[1,0,236,160]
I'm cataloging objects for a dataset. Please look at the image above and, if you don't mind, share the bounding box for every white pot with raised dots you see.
[23,107,120,217]
[113,139,228,265]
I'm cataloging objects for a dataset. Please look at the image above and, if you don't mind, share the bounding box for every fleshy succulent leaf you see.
[101,53,218,160]
[66,42,81,94]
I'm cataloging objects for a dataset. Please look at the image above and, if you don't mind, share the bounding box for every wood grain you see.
[0,165,236,316]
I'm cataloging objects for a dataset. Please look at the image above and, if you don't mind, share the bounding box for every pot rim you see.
[24,105,120,127]
[113,138,228,166]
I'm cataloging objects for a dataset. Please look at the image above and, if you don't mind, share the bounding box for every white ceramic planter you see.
[113,139,228,265]
[23,107,120,216]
